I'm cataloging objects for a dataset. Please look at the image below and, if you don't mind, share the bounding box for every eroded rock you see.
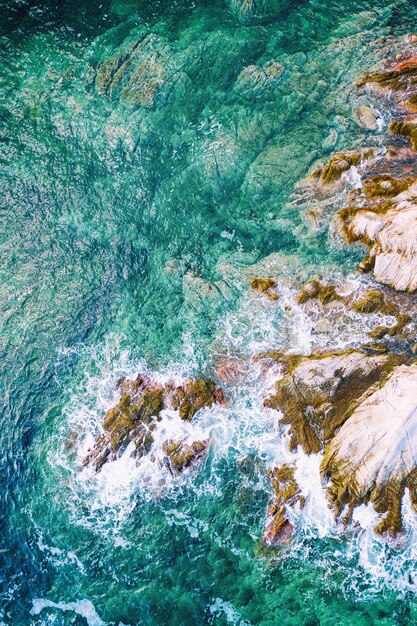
[162,438,210,473]
[83,375,225,471]
[264,350,405,454]
[250,277,278,300]
[337,181,417,292]
[263,464,305,544]
[322,363,417,535]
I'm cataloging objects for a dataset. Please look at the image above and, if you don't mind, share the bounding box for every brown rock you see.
[263,464,305,544]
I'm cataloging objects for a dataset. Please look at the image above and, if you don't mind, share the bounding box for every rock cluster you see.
[83,375,225,472]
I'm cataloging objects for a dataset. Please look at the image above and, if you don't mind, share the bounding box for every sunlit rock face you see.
[322,363,417,535]
[337,183,417,292]
[264,350,405,454]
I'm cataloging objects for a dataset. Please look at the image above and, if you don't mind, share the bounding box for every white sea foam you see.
[30,598,106,626]
[209,598,252,626]
[49,288,417,600]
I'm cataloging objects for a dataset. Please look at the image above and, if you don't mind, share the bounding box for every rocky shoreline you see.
[261,44,417,541]
[82,42,417,545]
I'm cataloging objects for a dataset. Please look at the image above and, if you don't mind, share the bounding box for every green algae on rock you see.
[234,60,284,100]
[226,0,284,24]
[264,350,405,454]
[322,363,417,535]
[263,464,305,545]
[83,375,225,471]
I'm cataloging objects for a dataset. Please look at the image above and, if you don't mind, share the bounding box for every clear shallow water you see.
[2,0,417,624]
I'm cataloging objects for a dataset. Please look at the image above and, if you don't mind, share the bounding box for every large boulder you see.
[337,182,417,292]
[264,350,405,454]
[322,363,417,535]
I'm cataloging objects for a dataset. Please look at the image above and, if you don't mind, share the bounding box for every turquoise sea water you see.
[2,0,417,624]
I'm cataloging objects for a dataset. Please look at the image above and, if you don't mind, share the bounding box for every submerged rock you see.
[354,104,379,130]
[226,0,283,24]
[322,363,417,535]
[83,375,225,472]
[95,33,189,110]
[264,350,405,454]
[263,464,305,544]
[234,60,284,100]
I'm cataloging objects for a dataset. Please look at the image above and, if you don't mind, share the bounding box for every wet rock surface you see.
[322,363,417,535]
[264,350,405,454]
[83,375,225,472]
[162,438,210,474]
[263,464,304,544]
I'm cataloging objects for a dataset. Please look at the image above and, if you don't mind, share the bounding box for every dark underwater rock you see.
[95,33,190,110]
[226,0,285,25]
[234,60,284,100]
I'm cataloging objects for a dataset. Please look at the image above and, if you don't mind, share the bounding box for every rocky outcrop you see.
[322,363,417,535]
[263,464,304,544]
[258,50,417,540]
[162,439,210,474]
[83,375,225,472]
[250,277,278,300]
[328,54,417,292]
[264,350,405,454]
[337,182,417,292]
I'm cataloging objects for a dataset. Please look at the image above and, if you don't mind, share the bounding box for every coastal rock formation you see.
[337,182,417,292]
[264,350,405,454]
[322,363,417,535]
[263,464,305,544]
[162,439,210,474]
[83,375,225,472]
[250,277,278,300]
